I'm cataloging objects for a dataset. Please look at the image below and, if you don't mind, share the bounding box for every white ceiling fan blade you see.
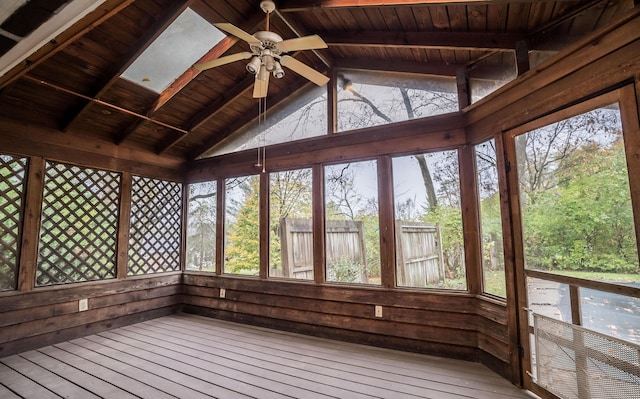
[276,35,328,53]
[253,70,270,98]
[195,52,252,71]
[279,55,329,86]
[214,22,260,44]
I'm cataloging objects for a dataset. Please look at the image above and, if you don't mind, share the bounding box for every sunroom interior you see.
[1,0,640,398]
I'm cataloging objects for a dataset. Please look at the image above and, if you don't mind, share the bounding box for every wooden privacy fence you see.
[273,218,366,281]
[395,221,444,286]
[274,217,443,286]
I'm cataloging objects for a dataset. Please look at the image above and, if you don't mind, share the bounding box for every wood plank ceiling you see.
[0,0,633,163]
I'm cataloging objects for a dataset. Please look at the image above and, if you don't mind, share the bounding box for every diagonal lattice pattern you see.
[0,154,27,291]
[37,162,120,286]
[128,176,182,275]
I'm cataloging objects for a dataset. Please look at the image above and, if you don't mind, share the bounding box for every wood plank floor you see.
[0,313,536,399]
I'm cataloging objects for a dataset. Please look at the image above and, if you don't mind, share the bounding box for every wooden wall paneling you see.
[459,145,482,294]
[0,274,181,357]
[493,132,523,386]
[259,172,269,280]
[17,157,45,291]
[620,84,640,261]
[377,156,396,288]
[0,118,184,181]
[312,164,325,284]
[116,172,132,278]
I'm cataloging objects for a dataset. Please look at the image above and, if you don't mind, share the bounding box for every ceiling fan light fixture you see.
[263,50,275,71]
[246,56,261,74]
[257,65,269,81]
[273,61,284,79]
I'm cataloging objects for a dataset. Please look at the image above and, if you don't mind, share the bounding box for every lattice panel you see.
[128,176,182,275]
[37,162,120,286]
[534,312,640,399]
[0,155,27,291]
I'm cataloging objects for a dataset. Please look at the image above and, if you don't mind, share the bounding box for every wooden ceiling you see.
[0,0,634,163]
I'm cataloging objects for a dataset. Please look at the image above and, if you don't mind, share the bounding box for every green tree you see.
[225,176,260,274]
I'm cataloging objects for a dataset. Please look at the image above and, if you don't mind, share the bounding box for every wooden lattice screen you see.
[128,176,182,275]
[37,161,121,286]
[0,154,27,291]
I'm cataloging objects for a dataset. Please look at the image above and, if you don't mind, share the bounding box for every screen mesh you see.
[534,312,640,399]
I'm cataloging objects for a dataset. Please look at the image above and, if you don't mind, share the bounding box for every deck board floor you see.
[0,313,536,399]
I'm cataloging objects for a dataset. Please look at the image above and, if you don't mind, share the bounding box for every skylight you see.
[121,8,224,93]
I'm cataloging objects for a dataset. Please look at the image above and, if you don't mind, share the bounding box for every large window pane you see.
[224,175,260,275]
[38,162,120,286]
[337,70,457,132]
[186,181,217,272]
[516,104,639,282]
[202,85,327,157]
[393,151,466,290]
[324,161,380,284]
[269,168,313,280]
[475,139,506,297]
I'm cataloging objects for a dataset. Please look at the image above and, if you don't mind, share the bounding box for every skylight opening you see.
[121,8,224,93]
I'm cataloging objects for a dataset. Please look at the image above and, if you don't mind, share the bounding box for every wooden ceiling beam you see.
[116,13,265,146]
[62,0,193,133]
[151,12,266,113]
[278,0,578,12]
[333,58,461,76]
[323,31,524,51]
[155,74,255,155]
[0,0,134,90]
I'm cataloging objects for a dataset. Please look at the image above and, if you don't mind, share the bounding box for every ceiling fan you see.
[195,0,329,98]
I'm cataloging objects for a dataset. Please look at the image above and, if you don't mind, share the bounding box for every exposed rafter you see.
[278,0,578,12]
[323,31,525,51]
[62,0,193,133]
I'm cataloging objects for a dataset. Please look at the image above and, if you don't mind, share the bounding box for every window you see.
[186,181,217,272]
[337,70,458,132]
[475,139,506,297]
[203,85,327,157]
[128,176,182,275]
[393,151,466,290]
[224,175,260,275]
[516,104,638,281]
[121,8,225,92]
[0,154,27,291]
[269,168,313,280]
[324,161,380,285]
[37,162,120,286]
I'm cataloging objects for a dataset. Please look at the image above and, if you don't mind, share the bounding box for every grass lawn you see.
[481,269,640,299]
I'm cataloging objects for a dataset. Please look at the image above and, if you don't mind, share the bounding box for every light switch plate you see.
[375,305,383,318]
[219,288,226,298]
[79,298,88,312]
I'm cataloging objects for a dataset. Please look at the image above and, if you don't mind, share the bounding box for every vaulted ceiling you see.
[0,0,633,163]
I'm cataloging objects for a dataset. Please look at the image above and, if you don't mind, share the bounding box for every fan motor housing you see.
[251,31,284,55]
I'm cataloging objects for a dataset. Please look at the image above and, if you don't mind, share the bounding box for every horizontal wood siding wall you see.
[0,274,182,358]
[181,274,512,380]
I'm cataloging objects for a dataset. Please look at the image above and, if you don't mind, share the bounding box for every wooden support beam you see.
[155,75,255,155]
[515,40,530,76]
[61,0,192,133]
[216,177,224,276]
[279,0,578,12]
[116,172,132,279]
[151,12,266,113]
[377,156,396,289]
[17,157,46,291]
[0,0,135,90]
[334,58,461,77]
[323,31,524,51]
[459,145,482,294]
[456,67,470,110]
[312,164,326,284]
